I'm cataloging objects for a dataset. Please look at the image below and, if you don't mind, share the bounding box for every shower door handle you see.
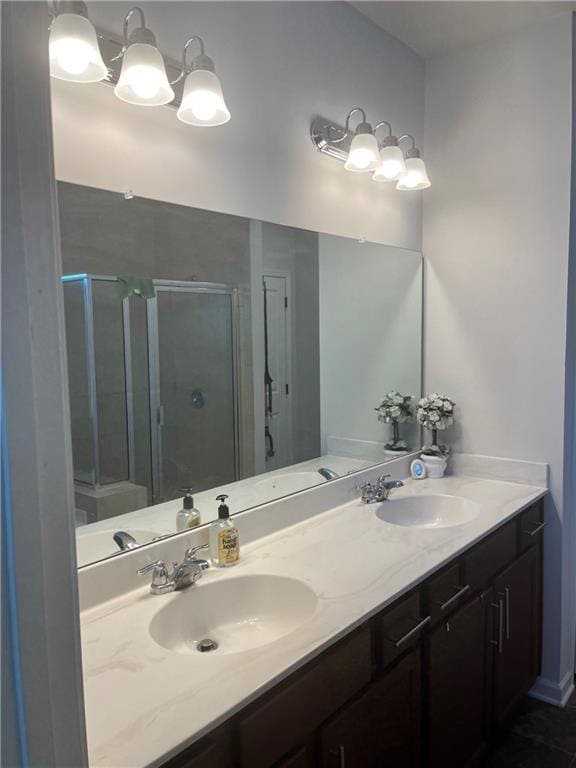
[157,405,165,427]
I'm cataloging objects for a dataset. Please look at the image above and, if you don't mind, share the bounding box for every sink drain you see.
[197,638,218,653]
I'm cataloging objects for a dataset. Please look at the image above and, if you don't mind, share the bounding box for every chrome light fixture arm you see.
[329,106,367,144]
[109,6,149,62]
[171,35,211,86]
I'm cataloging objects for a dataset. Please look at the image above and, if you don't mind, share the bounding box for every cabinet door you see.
[427,594,489,768]
[160,725,232,768]
[492,546,540,726]
[320,650,421,768]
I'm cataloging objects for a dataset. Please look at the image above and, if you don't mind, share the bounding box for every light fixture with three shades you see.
[313,107,431,190]
[48,1,230,127]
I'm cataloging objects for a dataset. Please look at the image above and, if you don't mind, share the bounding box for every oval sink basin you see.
[253,472,324,496]
[149,574,318,656]
[376,495,480,529]
[75,528,158,566]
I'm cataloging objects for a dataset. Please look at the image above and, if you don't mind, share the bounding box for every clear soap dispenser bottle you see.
[210,494,239,567]
[176,487,201,532]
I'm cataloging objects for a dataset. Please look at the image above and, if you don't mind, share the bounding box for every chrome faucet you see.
[113,531,139,551]
[318,467,339,481]
[360,474,404,503]
[138,544,210,595]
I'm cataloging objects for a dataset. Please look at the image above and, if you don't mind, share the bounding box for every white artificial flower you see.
[390,406,401,417]
[443,401,453,412]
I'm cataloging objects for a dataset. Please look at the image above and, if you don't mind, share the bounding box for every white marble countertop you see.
[81,474,546,768]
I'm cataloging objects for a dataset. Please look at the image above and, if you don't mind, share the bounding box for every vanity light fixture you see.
[310,113,430,191]
[49,1,107,82]
[372,122,407,182]
[340,108,380,172]
[113,7,174,106]
[174,36,230,126]
[396,135,431,191]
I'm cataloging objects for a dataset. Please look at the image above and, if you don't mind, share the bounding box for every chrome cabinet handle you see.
[391,615,431,648]
[329,745,346,768]
[436,584,471,612]
[522,521,546,537]
[504,587,510,640]
[490,599,504,654]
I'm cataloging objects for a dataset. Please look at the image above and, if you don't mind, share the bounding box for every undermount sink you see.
[376,494,481,529]
[148,574,318,656]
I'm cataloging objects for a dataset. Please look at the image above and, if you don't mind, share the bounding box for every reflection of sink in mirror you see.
[253,471,327,496]
[376,495,481,529]
[75,529,158,567]
[148,575,318,656]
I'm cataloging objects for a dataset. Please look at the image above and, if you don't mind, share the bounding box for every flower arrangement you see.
[417,393,455,456]
[375,392,413,451]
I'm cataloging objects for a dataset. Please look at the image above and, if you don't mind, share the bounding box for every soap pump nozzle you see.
[180,486,195,510]
[216,494,230,519]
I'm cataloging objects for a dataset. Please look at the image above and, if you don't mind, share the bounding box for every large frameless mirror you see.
[57,182,423,567]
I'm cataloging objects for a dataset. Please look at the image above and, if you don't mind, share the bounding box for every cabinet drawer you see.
[518,501,545,552]
[463,522,516,591]
[425,561,470,625]
[237,626,372,768]
[376,590,428,668]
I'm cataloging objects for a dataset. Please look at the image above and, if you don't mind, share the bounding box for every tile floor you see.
[486,688,576,767]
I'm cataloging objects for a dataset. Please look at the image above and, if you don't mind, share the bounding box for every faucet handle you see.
[184,544,209,562]
[376,473,391,486]
[138,560,170,587]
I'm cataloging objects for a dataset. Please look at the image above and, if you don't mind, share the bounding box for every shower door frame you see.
[146,279,242,504]
[62,273,137,488]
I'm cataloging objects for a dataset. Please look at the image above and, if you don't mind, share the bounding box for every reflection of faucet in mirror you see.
[113,531,139,551]
[318,467,339,481]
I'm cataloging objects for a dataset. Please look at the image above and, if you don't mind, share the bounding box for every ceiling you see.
[352,1,576,58]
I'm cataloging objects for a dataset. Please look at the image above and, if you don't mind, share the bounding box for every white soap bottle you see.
[209,495,239,567]
[176,487,201,532]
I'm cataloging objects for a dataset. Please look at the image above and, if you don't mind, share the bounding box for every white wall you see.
[50,1,424,250]
[319,235,422,457]
[423,14,574,702]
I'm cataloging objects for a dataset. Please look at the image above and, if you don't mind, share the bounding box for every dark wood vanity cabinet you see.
[320,649,421,768]
[427,593,491,768]
[160,499,544,768]
[492,545,541,726]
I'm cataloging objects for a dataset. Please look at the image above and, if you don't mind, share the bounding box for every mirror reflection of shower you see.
[63,274,240,522]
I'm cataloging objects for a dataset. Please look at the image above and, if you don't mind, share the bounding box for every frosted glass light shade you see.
[344,132,379,172]
[114,43,174,106]
[177,69,230,126]
[49,13,107,82]
[372,145,407,182]
[396,157,431,190]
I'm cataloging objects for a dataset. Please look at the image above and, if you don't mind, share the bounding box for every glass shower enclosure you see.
[62,274,240,507]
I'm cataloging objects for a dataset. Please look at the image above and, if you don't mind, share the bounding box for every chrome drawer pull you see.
[329,745,346,767]
[391,615,431,648]
[437,584,471,612]
[522,521,546,537]
[490,600,504,654]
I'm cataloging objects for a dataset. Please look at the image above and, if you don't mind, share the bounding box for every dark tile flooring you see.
[485,688,576,767]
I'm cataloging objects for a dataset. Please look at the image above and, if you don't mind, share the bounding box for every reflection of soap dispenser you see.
[210,495,239,567]
[176,487,201,532]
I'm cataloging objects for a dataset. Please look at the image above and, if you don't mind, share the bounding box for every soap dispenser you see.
[176,487,201,532]
[209,494,239,567]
